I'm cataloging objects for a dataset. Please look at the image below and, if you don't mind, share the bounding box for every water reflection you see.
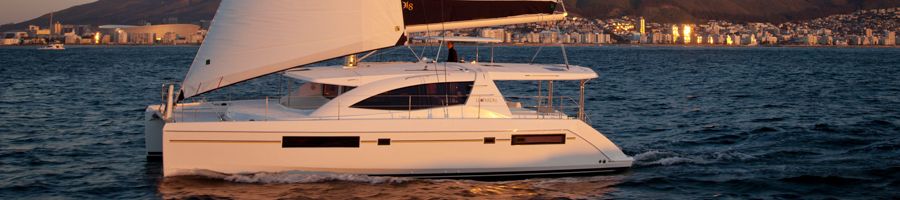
[157,173,625,199]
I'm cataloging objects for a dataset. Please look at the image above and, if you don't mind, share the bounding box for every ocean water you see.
[1,45,899,199]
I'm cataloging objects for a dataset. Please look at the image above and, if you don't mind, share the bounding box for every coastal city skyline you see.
[423,7,899,47]
[2,6,898,47]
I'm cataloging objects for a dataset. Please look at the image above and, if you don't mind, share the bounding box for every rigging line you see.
[406,45,420,61]
[441,0,448,83]
[420,0,430,62]
[434,39,444,83]
[357,50,379,63]
[530,46,543,64]
[432,0,445,84]
[557,15,570,69]
[441,0,450,117]
[558,0,571,69]
[559,0,568,14]
[361,46,404,63]
[419,43,428,62]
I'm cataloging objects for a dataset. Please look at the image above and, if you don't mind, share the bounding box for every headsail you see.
[180,0,405,99]
[180,0,565,99]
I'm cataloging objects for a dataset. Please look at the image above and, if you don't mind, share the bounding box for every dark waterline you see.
[1,45,899,199]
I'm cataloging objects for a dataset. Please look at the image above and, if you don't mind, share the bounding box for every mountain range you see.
[0,0,219,32]
[2,0,899,32]
[565,0,900,23]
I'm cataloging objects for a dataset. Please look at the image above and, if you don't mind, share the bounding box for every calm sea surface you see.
[1,45,898,199]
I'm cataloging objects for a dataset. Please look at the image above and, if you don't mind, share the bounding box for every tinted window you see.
[352,82,473,110]
[322,84,356,99]
[282,136,360,148]
[511,134,566,145]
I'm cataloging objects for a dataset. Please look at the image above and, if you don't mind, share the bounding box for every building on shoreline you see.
[2,17,209,46]
[98,24,204,45]
[3,7,897,47]
[406,7,898,47]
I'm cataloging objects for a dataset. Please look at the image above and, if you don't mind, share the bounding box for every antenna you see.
[49,12,54,36]
[49,12,55,42]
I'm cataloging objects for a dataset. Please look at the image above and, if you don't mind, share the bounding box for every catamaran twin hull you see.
[153,117,632,179]
[147,0,631,180]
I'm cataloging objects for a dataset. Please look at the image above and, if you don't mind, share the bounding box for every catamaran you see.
[145,0,633,179]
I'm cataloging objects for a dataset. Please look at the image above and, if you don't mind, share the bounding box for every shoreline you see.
[2,43,898,49]
[414,43,900,48]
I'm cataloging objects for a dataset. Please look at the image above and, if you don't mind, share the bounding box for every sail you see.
[180,0,405,99]
[402,0,565,32]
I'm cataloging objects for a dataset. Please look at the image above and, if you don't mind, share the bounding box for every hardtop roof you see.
[284,62,598,86]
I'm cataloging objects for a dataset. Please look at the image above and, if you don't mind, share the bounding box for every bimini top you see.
[284,62,597,86]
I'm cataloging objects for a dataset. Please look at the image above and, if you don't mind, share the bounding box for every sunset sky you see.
[0,0,96,24]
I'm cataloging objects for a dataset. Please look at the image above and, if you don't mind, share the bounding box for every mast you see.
[49,12,54,41]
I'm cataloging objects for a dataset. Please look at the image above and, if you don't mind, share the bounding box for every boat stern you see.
[144,105,165,160]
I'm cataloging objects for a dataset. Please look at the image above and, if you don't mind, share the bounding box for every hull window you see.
[484,137,496,144]
[352,82,474,110]
[511,134,566,145]
[282,136,360,148]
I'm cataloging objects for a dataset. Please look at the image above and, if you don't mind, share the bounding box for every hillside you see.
[2,0,899,32]
[0,0,219,32]
[564,0,900,23]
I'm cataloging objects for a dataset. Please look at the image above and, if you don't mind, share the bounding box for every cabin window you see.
[511,134,566,145]
[282,136,360,148]
[322,84,356,99]
[351,82,473,110]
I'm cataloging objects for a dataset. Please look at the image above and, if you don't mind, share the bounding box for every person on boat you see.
[446,41,459,63]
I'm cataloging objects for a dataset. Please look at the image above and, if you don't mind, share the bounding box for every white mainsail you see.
[180,0,405,98]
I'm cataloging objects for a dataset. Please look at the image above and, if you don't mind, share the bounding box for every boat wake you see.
[170,169,411,184]
[633,150,755,166]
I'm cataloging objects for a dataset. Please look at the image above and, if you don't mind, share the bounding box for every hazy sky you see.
[0,0,96,25]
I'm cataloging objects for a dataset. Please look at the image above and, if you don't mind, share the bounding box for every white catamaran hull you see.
[144,0,632,180]
[152,117,632,179]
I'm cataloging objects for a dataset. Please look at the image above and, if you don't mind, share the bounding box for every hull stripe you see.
[169,140,280,144]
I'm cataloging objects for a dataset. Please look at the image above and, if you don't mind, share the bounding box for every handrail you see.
[168,94,590,123]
